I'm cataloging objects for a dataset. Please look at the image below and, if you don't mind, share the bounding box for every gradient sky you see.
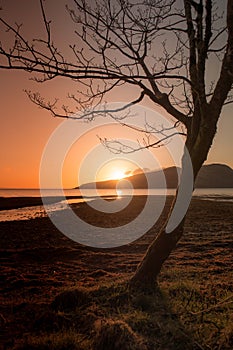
[0,0,232,189]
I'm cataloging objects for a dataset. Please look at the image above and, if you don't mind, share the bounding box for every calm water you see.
[0,188,233,222]
[1,188,233,198]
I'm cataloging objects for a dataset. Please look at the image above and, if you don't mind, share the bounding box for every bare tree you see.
[1,0,233,288]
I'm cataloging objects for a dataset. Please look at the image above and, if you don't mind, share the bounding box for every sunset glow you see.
[0,1,233,190]
[111,170,126,180]
[95,159,135,184]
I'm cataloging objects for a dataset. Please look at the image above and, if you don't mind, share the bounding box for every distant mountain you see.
[78,163,233,189]
[195,164,233,188]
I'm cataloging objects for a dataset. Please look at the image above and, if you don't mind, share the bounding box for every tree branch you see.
[209,0,233,118]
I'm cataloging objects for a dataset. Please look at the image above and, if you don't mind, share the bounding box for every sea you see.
[0,188,233,222]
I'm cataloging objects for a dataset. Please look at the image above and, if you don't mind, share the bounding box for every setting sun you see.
[95,159,135,183]
[111,170,126,180]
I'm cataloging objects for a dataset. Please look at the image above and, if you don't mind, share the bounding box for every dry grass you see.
[0,197,233,349]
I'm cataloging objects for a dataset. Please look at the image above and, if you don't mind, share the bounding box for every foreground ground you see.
[0,196,233,349]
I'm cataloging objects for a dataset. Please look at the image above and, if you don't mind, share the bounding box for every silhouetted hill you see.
[195,164,233,188]
[78,163,233,189]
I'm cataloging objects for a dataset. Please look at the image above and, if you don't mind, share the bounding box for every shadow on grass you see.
[15,281,198,350]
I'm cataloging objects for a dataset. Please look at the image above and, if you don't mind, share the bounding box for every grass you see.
[16,330,90,350]
[1,197,233,349]
[12,278,232,350]
[13,275,233,350]
[161,279,233,349]
[13,282,180,349]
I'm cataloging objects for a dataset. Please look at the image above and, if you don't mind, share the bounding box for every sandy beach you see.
[0,196,233,349]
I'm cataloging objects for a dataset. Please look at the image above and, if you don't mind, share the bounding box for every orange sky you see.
[0,1,233,189]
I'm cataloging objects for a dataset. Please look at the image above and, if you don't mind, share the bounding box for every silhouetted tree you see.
[1,0,233,288]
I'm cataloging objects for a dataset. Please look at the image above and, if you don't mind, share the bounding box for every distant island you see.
[77,163,233,189]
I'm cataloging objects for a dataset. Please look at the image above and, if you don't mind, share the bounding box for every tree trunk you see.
[129,192,188,289]
[130,215,185,289]
[130,146,208,288]
[130,120,218,289]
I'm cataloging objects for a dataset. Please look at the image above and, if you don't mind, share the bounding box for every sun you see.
[96,159,134,182]
[111,170,126,180]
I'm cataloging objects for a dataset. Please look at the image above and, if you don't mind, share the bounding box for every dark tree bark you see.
[131,102,231,288]
[130,137,212,288]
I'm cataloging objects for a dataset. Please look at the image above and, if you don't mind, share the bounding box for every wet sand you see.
[0,195,117,211]
[0,196,233,348]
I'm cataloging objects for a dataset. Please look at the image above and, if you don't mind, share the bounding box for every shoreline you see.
[1,192,233,212]
[0,194,118,211]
